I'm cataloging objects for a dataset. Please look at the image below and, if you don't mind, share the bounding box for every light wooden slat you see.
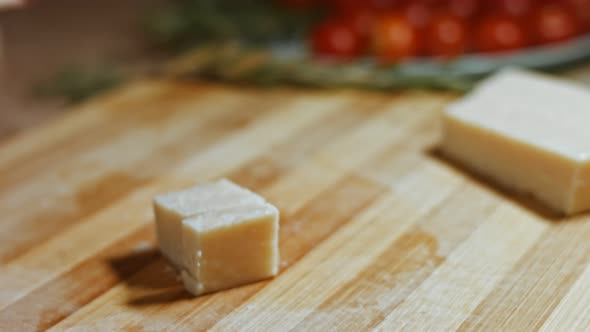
[292,184,498,331]
[2,80,590,331]
[0,227,157,332]
[0,88,257,263]
[47,95,429,330]
[211,163,463,332]
[266,96,436,215]
[49,97,451,331]
[0,90,348,311]
[0,87,262,303]
[374,206,547,331]
[0,82,191,189]
[227,97,376,192]
[212,194,424,332]
[540,263,590,331]
[48,176,383,332]
[458,219,590,331]
[0,86,242,202]
[0,100,372,330]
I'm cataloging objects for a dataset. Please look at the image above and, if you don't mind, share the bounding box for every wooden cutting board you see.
[1,80,590,332]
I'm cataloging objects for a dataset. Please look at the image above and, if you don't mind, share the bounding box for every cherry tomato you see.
[448,0,480,19]
[418,0,446,6]
[341,8,375,37]
[475,15,528,53]
[426,13,470,57]
[402,2,433,29]
[368,0,401,11]
[490,0,533,17]
[372,14,420,63]
[400,2,433,55]
[567,0,590,32]
[311,19,364,60]
[531,4,579,44]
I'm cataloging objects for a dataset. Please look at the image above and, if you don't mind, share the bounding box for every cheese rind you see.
[181,203,279,295]
[441,69,590,215]
[153,179,264,267]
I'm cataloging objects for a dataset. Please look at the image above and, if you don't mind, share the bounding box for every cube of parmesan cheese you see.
[180,203,279,296]
[153,179,265,267]
[441,69,590,215]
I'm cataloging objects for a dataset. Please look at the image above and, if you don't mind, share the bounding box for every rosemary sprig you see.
[162,43,476,92]
[35,1,476,104]
[144,0,323,52]
[36,42,474,104]
[35,65,124,104]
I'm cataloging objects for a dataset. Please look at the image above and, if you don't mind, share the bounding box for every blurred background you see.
[0,0,165,139]
[3,0,590,140]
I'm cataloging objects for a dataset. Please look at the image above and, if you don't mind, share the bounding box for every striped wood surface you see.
[1,80,590,331]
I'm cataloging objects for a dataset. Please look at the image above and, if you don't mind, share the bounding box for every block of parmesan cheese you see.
[441,69,590,215]
[180,203,279,296]
[153,179,264,267]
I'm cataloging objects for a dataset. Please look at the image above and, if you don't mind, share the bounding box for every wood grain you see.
[1,80,588,331]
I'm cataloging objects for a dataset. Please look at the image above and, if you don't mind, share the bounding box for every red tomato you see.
[402,2,433,29]
[368,0,401,11]
[400,2,433,55]
[311,19,365,59]
[418,0,446,6]
[448,0,480,19]
[426,13,470,57]
[475,15,528,52]
[531,4,579,44]
[342,8,375,37]
[568,0,590,31]
[373,14,420,63]
[490,0,533,16]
